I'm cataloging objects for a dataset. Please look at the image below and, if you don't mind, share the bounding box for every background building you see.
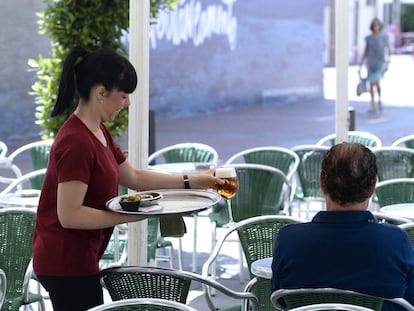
[0,0,406,145]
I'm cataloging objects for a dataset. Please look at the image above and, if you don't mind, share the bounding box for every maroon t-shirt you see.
[33,114,126,276]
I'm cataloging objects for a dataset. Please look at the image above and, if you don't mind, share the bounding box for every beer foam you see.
[215,167,237,178]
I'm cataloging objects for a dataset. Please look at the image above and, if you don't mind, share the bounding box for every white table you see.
[381,203,414,220]
[0,189,40,208]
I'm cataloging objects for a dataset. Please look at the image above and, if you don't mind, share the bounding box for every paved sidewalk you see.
[155,54,414,162]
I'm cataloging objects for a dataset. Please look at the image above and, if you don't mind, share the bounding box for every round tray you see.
[106,189,221,216]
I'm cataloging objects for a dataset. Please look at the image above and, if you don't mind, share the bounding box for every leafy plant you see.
[29,0,178,140]
[401,4,414,32]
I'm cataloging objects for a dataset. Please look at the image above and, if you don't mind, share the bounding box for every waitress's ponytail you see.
[51,46,89,117]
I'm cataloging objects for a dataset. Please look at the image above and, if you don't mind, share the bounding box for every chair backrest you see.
[372,147,414,181]
[374,178,414,208]
[0,268,5,310]
[226,164,292,222]
[6,140,53,189]
[0,168,47,196]
[287,303,377,311]
[316,131,382,148]
[271,288,384,311]
[371,211,411,225]
[148,143,218,165]
[86,298,198,311]
[202,215,302,311]
[100,266,259,311]
[225,146,300,181]
[391,134,414,149]
[292,145,329,200]
[101,266,191,303]
[0,208,36,303]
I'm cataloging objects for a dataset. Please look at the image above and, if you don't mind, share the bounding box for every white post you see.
[335,0,349,144]
[127,0,150,265]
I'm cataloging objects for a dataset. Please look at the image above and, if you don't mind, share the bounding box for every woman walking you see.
[359,17,391,113]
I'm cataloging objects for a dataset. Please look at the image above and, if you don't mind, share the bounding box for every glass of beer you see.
[215,166,239,199]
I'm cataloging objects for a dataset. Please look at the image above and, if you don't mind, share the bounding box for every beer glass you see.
[215,166,239,199]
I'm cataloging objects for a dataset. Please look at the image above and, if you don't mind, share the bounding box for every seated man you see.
[271,142,414,311]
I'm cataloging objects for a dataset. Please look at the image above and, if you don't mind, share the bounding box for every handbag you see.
[356,75,368,96]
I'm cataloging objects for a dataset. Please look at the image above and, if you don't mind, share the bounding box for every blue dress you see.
[365,34,389,83]
[271,211,414,311]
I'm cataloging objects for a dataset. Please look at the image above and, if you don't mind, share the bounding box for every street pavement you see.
[5,54,414,310]
[155,54,414,163]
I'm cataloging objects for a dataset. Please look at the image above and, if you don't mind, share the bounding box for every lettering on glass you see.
[150,0,238,50]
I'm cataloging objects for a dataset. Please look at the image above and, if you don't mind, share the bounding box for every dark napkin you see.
[160,215,187,237]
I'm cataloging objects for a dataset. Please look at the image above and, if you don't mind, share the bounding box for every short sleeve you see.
[54,133,95,184]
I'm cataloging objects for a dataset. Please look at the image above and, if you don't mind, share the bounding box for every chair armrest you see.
[387,298,414,311]
[22,259,34,303]
[0,268,6,308]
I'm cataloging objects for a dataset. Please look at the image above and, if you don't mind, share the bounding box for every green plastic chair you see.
[271,288,414,311]
[0,169,46,204]
[316,131,382,148]
[399,223,414,249]
[271,288,384,311]
[209,164,292,283]
[87,298,197,311]
[0,208,45,311]
[203,215,302,311]
[391,134,414,149]
[292,145,329,218]
[371,211,411,225]
[374,178,414,208]
[372,147,414,182]
[225,146,300,181]
[227,164,291,223]
[28,141,52,189]
[100,266,259,311]
[286,303,377,311]
[1,140,53,190]
[147,142,218,166]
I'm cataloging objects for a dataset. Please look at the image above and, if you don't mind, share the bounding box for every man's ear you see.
[319,173,327,194]
[368,178,377,197]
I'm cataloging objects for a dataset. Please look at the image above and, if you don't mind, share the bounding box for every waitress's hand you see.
[189,168,224,189]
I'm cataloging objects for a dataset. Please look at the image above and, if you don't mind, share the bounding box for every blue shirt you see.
[271,211,414,311]
[365,34,389,69]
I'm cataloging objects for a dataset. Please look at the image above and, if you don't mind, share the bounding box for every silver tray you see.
[106,189,221,216]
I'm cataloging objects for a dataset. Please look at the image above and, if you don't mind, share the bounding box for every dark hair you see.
[370,17,383,32]
[51,46,137,117]
[321,143,377,205]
